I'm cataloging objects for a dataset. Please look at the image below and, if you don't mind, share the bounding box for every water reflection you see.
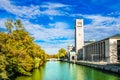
[15,61,120,80]
[16,67,44,80]
[15,76,32,80]
[32,68,42,80]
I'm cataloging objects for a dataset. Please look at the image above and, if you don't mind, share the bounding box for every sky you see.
[0,0,120,54]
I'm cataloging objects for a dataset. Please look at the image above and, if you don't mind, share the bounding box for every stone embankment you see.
[69,61,120,74]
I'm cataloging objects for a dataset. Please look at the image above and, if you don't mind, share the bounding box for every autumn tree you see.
[0,19,47,79]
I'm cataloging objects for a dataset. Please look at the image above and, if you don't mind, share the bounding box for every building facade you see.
[67,19,120,63]
[83,34,120,63]
[67,45,76,61]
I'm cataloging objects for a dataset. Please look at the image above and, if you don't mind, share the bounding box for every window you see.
[117,40,120,61]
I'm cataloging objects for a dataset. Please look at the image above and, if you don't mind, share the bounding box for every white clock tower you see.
[75,19,84,56]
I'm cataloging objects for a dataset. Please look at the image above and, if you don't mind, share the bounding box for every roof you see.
[109,34,120,38]
[84,41,95,43]
[68,44,73,47]
[84,34,120,46]
[100,34,120,41]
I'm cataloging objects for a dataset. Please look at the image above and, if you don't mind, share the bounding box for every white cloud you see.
[39,39,74,54]
[48,22,69,29]
[21,20,74,54]
[0,0,40,18]
[108,11,120,16]
[0,18,7,28]
[83,15,120,41]
[84,15,119,25]
[40,2,70,16]
[70,13,120,40]
[0,0,70,18]
[41,2,69,9]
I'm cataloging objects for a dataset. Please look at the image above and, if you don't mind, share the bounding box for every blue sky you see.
[0,0,120,54]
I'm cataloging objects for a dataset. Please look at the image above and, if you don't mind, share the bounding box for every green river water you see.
[15,61,120,80]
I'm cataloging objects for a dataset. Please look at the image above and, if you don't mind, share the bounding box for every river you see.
[15,61,120,80]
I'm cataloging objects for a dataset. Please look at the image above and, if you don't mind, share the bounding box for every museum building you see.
[83,34,120,63]
[67,19,120,63]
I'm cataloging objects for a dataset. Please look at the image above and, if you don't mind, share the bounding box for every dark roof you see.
[84,34,120,46]
[84,41,95,43]
[97,34,120,41]
[109,34,120,38]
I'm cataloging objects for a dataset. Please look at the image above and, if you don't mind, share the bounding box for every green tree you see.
[14,19,24,30]
[57,48,66,59]
[4,19,14,33]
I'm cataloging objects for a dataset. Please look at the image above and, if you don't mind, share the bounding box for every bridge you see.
[47,58,59,61]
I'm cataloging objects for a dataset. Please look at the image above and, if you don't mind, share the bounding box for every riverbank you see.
[66,60,120,74]
[15,61,120,80]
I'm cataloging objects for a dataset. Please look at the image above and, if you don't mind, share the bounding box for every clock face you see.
[77,22,82,27]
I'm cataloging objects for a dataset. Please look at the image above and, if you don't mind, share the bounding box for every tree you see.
[14,19,24,30]
[0,19,47,79]
[0,53,8,79]
[57,48,66,59]
[4,19,14,33]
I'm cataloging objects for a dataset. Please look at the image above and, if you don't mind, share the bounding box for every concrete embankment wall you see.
[68,61,120,74]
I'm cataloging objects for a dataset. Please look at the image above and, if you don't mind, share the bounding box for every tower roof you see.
[68,44,73,47]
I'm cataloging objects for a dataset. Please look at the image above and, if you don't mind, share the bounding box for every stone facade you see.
[67,45,76,61]
[83,34,120,63]
[75,19,84,59]
[109,38,119,63]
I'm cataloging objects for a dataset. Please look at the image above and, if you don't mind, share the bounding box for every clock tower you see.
[75,19,84,56]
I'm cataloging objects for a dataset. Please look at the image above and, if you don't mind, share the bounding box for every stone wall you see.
[109,39,119,63]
